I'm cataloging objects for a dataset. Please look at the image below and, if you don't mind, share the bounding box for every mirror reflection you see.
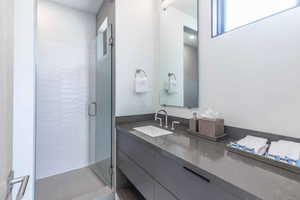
[159,0,199,108]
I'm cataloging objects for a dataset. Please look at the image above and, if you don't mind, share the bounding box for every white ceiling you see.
[48,0,103,14]
[171,0,197,18]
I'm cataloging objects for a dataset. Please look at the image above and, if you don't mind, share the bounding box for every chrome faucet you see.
[155,109,168,128]
[171,121,180,131]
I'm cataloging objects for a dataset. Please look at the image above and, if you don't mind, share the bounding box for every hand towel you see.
[166,78,177,94]
[236,135,268,155]
[135,76,148,93]
[268,140,300,161]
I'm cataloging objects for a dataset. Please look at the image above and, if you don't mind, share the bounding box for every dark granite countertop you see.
[117,121,300,200]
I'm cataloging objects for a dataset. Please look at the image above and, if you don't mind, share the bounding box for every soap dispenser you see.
[189,112,198,132]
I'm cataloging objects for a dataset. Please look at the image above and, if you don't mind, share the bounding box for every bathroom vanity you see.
[116,120,300,200]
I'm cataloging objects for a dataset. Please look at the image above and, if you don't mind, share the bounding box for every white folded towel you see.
[268,140,300,161]
[135,76,149,93]
[236,135,268,155]
[165,78,177,94]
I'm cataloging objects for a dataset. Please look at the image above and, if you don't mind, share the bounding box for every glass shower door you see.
[91,18,113,187]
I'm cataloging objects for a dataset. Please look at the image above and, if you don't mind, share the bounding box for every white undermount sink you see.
[133,126,173,137]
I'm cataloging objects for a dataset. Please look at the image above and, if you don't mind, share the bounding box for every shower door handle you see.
[88,102,97,117]
[6,171,29,200]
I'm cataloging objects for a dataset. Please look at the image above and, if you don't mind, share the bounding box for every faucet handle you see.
[155,116,163,127]
[171,121,180,131]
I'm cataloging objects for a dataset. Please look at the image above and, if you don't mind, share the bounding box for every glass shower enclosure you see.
[36,0,114,199]
[89,17,113,188]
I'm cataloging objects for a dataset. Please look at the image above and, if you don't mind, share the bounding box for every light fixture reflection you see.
[161,0,175,11]
[189,35,196,40]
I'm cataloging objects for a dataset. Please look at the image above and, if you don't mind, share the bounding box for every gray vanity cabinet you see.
[155,183,177,200]
[118,150,155,200]
[118,130,156,174]
[117,130,252,200]
[154,152,240,200]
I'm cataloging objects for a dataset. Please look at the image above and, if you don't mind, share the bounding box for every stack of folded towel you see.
[232,135,268,155]
[267,140,300,167]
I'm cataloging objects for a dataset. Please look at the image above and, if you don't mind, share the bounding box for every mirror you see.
[159,0,199,108]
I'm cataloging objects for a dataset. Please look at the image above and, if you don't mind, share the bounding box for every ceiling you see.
[171,0,197,18]
[48,0,103,14]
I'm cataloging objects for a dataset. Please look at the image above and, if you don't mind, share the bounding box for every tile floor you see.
[36,167,144,200]
[36,167,113,200]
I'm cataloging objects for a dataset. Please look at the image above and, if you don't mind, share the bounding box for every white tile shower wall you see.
[115,0,160,116]
[159,2,300,138]
[37,0,96,179]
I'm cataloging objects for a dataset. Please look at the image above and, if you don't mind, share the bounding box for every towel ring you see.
[168,72,176,80]
[135,69,147,78]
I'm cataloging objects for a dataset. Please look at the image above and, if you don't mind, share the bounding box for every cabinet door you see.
[118,150,155,200]
[154,153,240,200]
[118,130,156,174]
[155,183,177,200]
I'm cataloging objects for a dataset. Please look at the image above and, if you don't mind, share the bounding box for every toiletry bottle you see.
[189,112,198,132]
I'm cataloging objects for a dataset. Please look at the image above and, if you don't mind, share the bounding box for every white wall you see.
[161,2,300,138]
[115,0,300,138]
[115,0,159,116]
[13,0,36,199]
[159,7,197,107]
[0,0,13,198]
[36,0,96,179]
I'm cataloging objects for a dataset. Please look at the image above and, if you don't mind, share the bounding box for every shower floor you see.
[36,167,113,200]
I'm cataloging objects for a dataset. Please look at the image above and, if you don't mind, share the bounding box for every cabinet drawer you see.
[155,183,177,200]
[154,153,240,200]
[117,130,156,174]
[118,150,155,200]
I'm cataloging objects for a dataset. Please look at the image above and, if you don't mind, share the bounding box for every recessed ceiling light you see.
[161,0,175,11]
[189,35,196,40]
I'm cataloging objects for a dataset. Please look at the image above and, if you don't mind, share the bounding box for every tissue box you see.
[198,118,224,137]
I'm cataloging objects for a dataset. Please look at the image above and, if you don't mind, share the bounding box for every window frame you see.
[212,0,300,38]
